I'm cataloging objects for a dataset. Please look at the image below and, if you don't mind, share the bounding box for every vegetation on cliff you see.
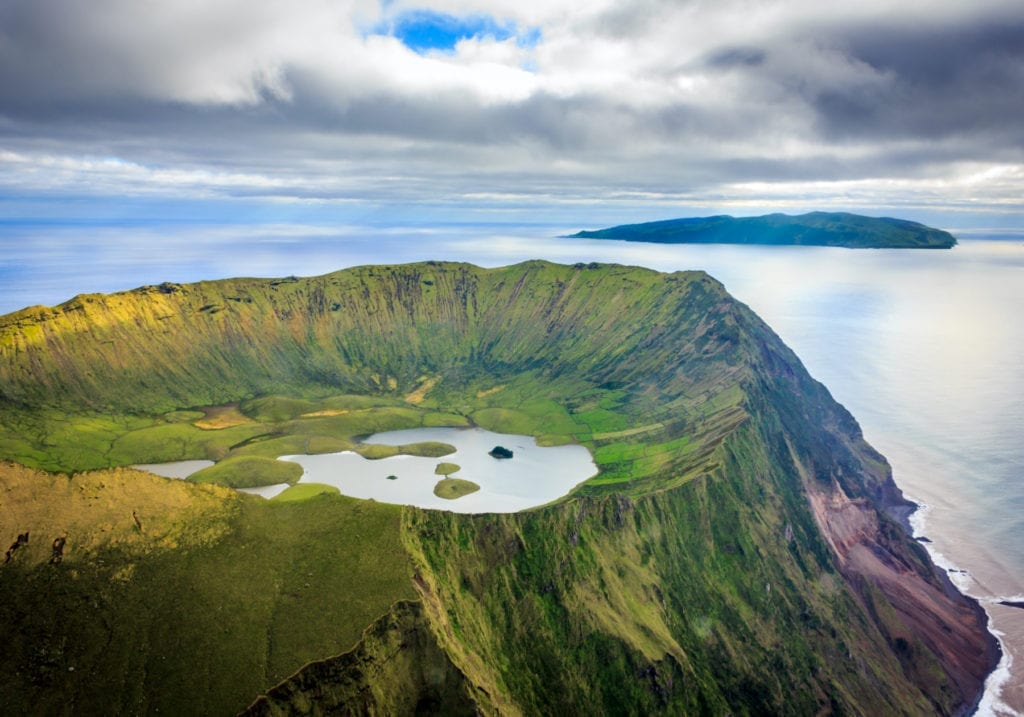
[0,261,995,714]
[570,212,958,248]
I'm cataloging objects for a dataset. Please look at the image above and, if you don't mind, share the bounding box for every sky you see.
[1,0,1023,230]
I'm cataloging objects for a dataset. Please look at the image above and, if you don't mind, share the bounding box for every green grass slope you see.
[0,463,415,715]
[570,211,958,248]
[0,261,995,715]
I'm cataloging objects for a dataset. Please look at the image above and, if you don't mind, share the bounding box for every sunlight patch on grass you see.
[194,405,255,430]
[476,385,506,398]
[405,375,441,405]
[300,409,348,418]
[592,422,665,440]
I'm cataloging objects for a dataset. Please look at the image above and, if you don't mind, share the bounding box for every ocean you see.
[2,223,1022,714]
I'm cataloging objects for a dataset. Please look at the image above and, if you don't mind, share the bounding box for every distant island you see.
[568,211,957,249]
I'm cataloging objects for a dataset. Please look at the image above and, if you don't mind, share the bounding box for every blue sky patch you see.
[375,10,539,54]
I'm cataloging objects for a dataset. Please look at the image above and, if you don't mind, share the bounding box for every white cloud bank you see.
[0,0,1022,216]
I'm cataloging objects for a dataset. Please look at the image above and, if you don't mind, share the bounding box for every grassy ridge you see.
[247,601,480,716]
[0,262,727,416]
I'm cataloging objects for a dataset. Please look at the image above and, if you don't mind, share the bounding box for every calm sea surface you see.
[2,224,1022,714]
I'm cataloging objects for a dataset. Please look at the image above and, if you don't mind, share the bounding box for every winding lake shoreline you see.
[139,427,598,513]
[281,426,597,512]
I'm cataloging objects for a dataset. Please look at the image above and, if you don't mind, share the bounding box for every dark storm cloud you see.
[693,9,1024,150]
[827,23,1024,145]
[809,18,1024,144]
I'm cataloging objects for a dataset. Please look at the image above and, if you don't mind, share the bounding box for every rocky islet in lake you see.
[488,445,513,459]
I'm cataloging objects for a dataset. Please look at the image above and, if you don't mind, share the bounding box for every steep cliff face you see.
[0,261,997,714]
[399,387,994,715]
[736,308,1000,714]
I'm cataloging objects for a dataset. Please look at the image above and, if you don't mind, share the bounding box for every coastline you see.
[895,492,1010,716]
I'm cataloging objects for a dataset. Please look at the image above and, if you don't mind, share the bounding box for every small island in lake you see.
[433,478,481,500]
[489,446,514,459]
[568,211,957,249]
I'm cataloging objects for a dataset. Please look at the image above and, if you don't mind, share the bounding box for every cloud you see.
[0,0,335,105]
[0,0,1022,215]
[808,18,1024,144]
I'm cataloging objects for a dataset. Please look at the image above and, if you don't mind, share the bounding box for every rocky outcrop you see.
[803,464,998,715]
[740,301,999,715]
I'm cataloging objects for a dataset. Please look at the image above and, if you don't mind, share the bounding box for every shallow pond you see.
[136,427,597,512]
[282,427,596,513]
